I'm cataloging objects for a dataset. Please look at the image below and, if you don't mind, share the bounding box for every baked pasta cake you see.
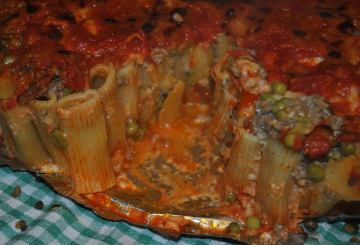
[0,0,360,242]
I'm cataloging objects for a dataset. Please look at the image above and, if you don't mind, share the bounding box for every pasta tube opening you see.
[0,103,50,169]
[56,90,116,194]
[28,89,69,173]
[89,63,126,154]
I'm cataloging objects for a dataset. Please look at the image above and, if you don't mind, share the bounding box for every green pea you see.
[284,133,296,148]
[246,216,261,230]
[275,109,287,120]
[168,48,178,57]
[188,73,198,86]
[326,148,342,161]
[225,192,237,203]
[2,55,15,65]
[306,163,325,182]
[340,141,357,157]
[343,223,359,234]
[271,99,287,114]
[137,122,146,138]
[260,93,276,104]
[304,220,318,232]
[126,122,139,136]
[279,97,293,106]
[271,81,287,95]
[50,130,68,148]
[157,99,164,109]
[138,128,146,139]
[62,87,71,97]
[227,222,241,234]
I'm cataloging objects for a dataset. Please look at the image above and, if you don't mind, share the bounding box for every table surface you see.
[0,165,359,245]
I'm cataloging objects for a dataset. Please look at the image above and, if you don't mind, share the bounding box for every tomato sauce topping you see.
[304,127,332,159]
[0,0,226,107]
[290,66,360,116]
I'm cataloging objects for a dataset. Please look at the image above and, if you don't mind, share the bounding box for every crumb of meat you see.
[151,48,168,65]
[252,94,344,140]
[228,56,270,95]
[273,224,289,241]
[15,220,28,231]
[35,201,44,210]
[48,77,65,99]
[198,78,210,89]
[17,82,48,104]
[10,186,21,198]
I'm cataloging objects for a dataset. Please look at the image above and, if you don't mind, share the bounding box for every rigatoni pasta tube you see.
[117,62,140,122]
[56,90,116,194]
[174,45,214,86]
[90,63,126,154]
[28,90,69,172]
[0,104,50,169]
[189,45,214,86]
[256,139,302,227]
[213,34,236,61]
[309,156,360,215]
[138,63,157,123]
[224,128,261,197]
[207,84,238,140]
[210,53,231,108]
[158,80,185,126]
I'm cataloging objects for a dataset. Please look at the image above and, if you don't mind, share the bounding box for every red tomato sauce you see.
[0,0,225,107]
[304,127,332,159]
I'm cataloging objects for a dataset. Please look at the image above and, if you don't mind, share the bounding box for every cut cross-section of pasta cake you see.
[0,0,360,243]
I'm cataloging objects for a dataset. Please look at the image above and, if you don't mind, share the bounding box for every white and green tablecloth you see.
[0,165,359,245]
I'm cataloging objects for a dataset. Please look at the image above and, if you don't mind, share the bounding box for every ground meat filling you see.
[252,92,344,157]
[47,76,68,99]
[251,90,360,187]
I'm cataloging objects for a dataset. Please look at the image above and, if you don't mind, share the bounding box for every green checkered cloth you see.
[301,222,360,245]
[0,165,359,245]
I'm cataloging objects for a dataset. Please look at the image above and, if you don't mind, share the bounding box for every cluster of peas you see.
[306,139,357,182]
[306,139,357,183]
[259,81,311,149]
[224,192,261,233]
[304,220,359,236]
[259,82,358,183]
[225,193,360,235]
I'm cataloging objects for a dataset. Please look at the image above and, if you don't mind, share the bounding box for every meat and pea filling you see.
[251,82,358,184]
[253,85,343,143]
